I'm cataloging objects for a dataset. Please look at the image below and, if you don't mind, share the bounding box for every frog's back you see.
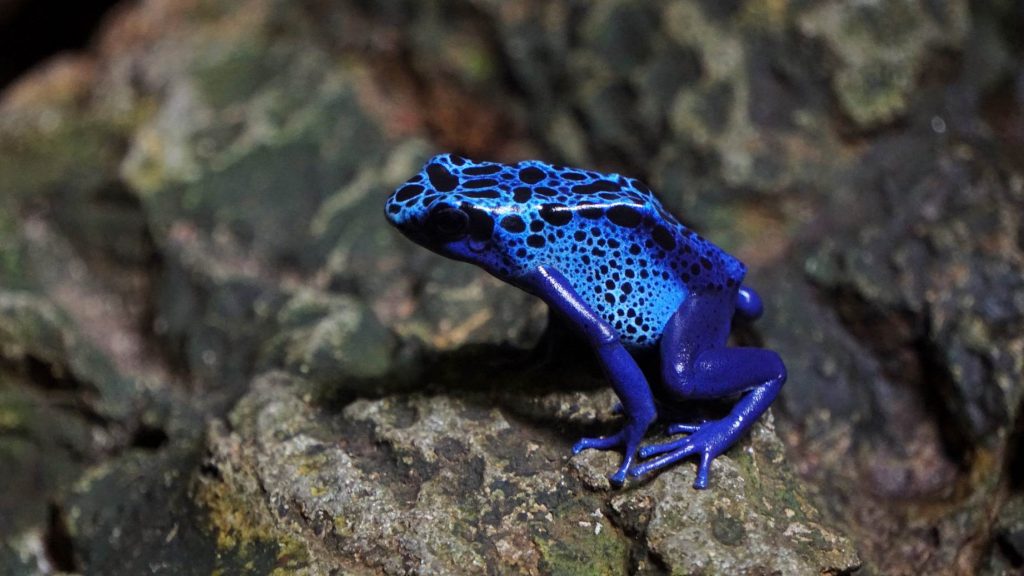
[386,155,746,348]
[483,159,745,348]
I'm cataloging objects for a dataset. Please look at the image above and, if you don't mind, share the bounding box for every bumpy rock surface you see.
[1,0,1022,574]
[199,372,856,574]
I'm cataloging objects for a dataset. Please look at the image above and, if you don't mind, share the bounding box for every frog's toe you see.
[629,442,700,479]
[693,451,713,489]
[638,436,689,459]
[638,421,706,458]
[574,432,639,487]
[609,466,629,487]
[572,431,625,454]
[632,429,722,489]
[666,422,703,435]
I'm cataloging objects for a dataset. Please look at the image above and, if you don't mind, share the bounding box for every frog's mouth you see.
[467,237,490,254]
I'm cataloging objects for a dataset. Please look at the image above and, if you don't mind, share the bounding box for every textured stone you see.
[203,372,860,574]
[613,419,858,575]
[799,0,970,129]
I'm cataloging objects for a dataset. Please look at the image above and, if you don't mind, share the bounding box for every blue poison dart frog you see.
[385,154,786,488]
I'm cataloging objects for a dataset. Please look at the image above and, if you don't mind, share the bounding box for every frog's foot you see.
[572,432,626,453]
[668,422,703,435]
[629,421,732,489]
[636,422,705,458]
[632,446,715,489]
[572,431,638,486]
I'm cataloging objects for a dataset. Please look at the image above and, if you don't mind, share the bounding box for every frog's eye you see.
[425,205,469,241]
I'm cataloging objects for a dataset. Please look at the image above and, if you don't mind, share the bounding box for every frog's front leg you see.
[632,289,786,489]
[523,265,656,486]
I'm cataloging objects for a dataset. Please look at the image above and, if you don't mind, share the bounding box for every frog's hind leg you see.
[631,290,786,488]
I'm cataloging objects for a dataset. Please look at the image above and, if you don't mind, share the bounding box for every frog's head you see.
[385,154,511,267]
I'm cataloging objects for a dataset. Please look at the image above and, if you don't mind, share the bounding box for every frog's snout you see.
[385,177,432,227]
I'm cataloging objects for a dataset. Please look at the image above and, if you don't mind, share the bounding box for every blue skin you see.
[385,154,786,488]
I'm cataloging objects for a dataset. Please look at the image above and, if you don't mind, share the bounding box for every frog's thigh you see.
[659,290,737,399]
[685,347,786,399]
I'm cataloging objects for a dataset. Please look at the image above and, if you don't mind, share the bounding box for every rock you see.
[65,443,290,575]
[0,199,29,291]
[0,286,204,575]
[0,290,137,424]
[0,372,92,540]
[112,2,394,394]
[611,416,859,575]
[152,239,286,399]
[202,371,860,574]
[986,494,1024,575]
[262,289,402,395]
[806,131,1024,448]
[0,56,148,271]
[799,0,969,130]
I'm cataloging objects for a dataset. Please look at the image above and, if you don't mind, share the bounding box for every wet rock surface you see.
[1,0,1022,574]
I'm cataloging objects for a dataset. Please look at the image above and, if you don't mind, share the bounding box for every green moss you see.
[535,527,629,576]
[195,459,310,571]
[536,499,629,576]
